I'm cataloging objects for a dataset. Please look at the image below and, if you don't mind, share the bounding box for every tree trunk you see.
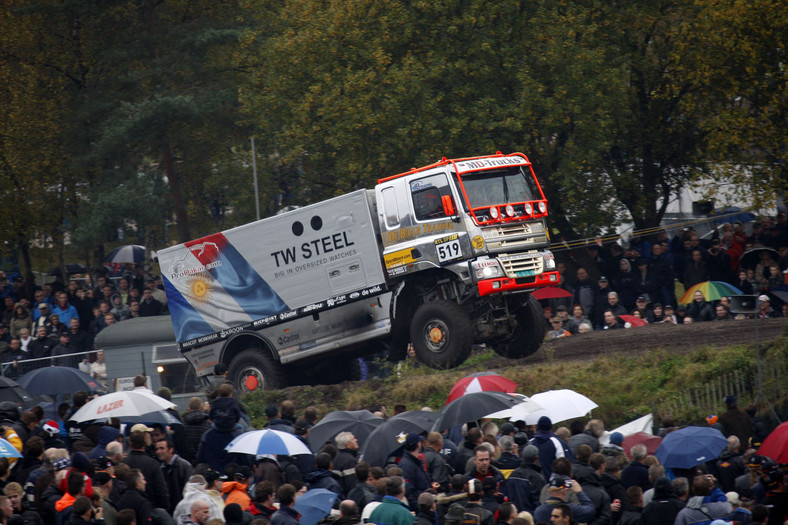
[162,141,192,243]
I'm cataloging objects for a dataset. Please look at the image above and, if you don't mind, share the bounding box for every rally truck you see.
[157,152,558,392]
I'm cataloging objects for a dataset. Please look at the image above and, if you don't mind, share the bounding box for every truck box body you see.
[158,190,390,374]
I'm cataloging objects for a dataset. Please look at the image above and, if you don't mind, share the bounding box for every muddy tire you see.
[228,349,287,393]
[409,300,473,369]
[496,294,545,359]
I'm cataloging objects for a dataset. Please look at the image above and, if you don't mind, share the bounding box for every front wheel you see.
[409,300,473,369]
[228,349,287,394]
[495,294,545,359]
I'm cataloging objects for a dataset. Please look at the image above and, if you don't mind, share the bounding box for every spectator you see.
[686,291,714,322]
[138,289,163,317]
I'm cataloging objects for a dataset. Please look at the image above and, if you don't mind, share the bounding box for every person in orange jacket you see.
[222,466,252,509]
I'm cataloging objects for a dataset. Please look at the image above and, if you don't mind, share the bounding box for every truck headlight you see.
[471,260,505,279]
[544,255,556,269]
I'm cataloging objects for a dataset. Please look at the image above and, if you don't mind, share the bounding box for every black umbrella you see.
[360,411,439,467]
[17,367,101,396]
[431,391,524,431]
[307,410,384,453]
[0,376,34,405]
[739,247,779,269]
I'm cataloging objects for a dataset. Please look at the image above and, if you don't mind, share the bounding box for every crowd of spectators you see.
[543,214,787,339]
[0,267,168,376]
[0,380,785,525]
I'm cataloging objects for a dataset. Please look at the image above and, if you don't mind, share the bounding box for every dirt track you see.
[526,317,786,363]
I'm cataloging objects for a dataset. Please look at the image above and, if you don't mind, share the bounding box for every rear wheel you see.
[409,300,473,369]
[228,349,287,394]
[495,294,545,359]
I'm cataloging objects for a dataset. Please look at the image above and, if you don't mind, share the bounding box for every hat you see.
[405,432,425,446]
[664,305,674,310]
[500,422,516,435]
[556,305,568,312]
[549,477,568,489]
[706,415,719,425]
[758,294,769,302]
[521,444,539,462]
[710,520,732,525]
[724,394,737,407]
[445,503,467,523]
[636,295,647,302]
[38,303,49,310]
[514,432,530,448]
[53,458,71,471]
[71,452,91,473]
[131,423,153,433]
[599,276,608,282]
[609,432,624,445]
[204,470,227,484]
[42,420,59,436]
[537,416,553,431]
[725,492,740,505]
[93,457,115,470]
[93,472,113,486]
[418,492,436,507]
[234,465,253,480]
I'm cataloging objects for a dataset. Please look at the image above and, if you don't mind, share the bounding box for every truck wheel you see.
[228,349,287,394]
[496,294,545,359]
[409,300,473,369]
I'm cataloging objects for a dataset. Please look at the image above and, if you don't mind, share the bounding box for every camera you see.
[565,480,573,488]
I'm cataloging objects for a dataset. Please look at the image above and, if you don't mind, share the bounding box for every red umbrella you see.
[531,287,573,300]
[619,315,648,327]
[446,372,517,405]
[758,421,788,463]
[622,432,663,459]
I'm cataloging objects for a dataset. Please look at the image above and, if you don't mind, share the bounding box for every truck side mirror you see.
[441,195,455,217]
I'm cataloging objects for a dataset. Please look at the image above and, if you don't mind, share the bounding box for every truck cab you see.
[375,153,558,367]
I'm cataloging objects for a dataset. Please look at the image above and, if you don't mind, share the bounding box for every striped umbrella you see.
[106,244,147,264]
[679,281,742,304]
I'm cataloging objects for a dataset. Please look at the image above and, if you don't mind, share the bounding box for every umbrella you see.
[360,411,439,467]
[655,426,728,468]
[485,394,546,422]
[520,389,598,425]
[619,315,648,328]
[17,367,100,396]
[0,376,34,405]
[739,247,780,269]
[293,488,338,525]
[226,429,312,456]
[446,372,518,404]
[432,391,524,431]
[48,263,88,276]
[757,421,788,464]
[708,206,757,225]
[679,281,743,304]
[0,437,22,458]
[531,287,573,300]
[622,432,663,459]
[307,410,384,453]
[106,245,147,264]
[70,390,175,423]
[119,409,182,427]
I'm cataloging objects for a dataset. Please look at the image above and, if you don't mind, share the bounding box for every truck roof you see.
[377,152,531,184]
[94,316,175,348]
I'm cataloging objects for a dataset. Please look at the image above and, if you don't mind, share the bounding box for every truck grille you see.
[481,221,547,250]
[498,253,544,278]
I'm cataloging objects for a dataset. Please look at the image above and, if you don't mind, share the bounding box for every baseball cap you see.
[38,303,48,310]
[234,465,253,480]
[93,457,115,470]
[131,423,153,433]
[636,295,647,302]
[758,294,769,302]
[549,477,569,489]
[725,492,740,505]
[467,479,482,495]
[418,492,436,507]
[93,472,113,486]
[405,432,425,446]
[599,276,608,282]
[204,470,227,484]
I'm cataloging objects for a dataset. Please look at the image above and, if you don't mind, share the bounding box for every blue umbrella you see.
[293,488,338,525]
[655,426,728,468]
[0,437,22,458]
[17,367,100,396]
[708,206,757,225]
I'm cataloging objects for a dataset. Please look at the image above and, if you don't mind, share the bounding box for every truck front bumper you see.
[477,271,559,297]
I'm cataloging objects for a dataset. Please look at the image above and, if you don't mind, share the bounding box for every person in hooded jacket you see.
[305,452,343,499]
[244,481,278,522]
[574,452,612,525]
[530,417,573,480]
[673,475,731,525]
[88,426,121,460]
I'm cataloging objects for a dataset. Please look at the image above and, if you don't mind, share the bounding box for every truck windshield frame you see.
[452,166,546,225]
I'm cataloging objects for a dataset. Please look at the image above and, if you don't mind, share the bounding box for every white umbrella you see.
[520,389,598,424]
[226,429,312,456]
[485,394,546,421]
[106,245,148,264]
[70,391,175,423]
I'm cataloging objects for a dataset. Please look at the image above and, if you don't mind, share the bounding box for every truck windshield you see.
[460,167,541,209]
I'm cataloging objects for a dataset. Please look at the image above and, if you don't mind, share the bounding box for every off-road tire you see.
[409,300,473,369]
[495,293,545,358]
[228,349,287,393]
